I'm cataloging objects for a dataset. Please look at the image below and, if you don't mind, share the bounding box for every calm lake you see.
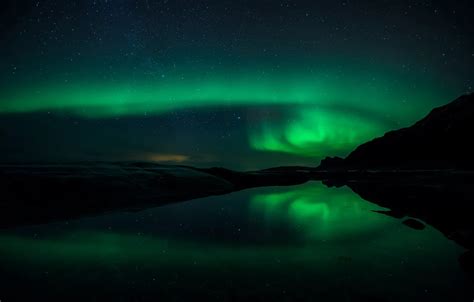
[0,182,472,301]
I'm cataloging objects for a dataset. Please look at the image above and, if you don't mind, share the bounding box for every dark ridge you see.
[319,93,474,170]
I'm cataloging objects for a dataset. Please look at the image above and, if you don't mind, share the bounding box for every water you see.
[0,182,471,301]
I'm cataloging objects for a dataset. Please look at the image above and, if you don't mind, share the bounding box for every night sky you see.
[1,0,473,169]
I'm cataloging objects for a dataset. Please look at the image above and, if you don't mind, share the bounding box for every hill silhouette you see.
[320,93,474,170]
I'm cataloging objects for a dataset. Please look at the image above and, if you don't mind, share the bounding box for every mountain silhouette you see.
[320,93,474,170]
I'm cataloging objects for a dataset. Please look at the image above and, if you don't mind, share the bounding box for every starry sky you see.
[0,0,473,169]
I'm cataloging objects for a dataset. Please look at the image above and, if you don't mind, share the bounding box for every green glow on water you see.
[250,183,391,240]
[0,183,467,300]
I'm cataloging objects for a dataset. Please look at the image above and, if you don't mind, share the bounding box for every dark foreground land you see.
[3,162,470,228]
[0,162,312,228]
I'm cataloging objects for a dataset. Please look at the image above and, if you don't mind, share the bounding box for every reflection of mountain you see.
[336,177,474,277]
[320,94,474,170]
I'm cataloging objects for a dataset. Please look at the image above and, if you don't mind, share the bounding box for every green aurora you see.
[0,68,442,117]
[0,66,456,158]
[1,0,473,164]
[249,106,388,157]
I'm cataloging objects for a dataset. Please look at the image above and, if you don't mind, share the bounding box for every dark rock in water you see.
[402,218,426,230]
[319,93,474,170]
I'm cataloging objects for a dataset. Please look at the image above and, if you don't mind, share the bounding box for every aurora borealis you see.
[1,0,474,167]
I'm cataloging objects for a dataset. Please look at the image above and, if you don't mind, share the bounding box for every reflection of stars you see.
[233,112,242,121]
[221,133,232,139]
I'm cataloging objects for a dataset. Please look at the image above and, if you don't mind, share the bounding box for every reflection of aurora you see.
[250,183,391,240]
[0,231,344,268]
